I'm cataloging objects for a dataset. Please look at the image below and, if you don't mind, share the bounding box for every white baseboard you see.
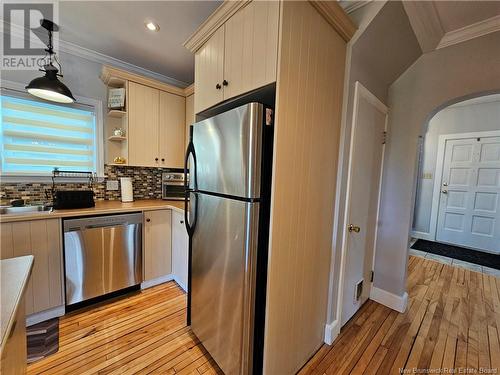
[26,305,65,327]
[324,319,341,345]
[411,230,434,241]
[141,274,174,289]
[173,276,188,293]
[370,287,408,313]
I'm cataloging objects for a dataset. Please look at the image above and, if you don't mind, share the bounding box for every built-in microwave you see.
[161,172,188,200]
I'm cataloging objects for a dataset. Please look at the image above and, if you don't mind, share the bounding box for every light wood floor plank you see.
[28,256,498,375]
[302,256,499,375]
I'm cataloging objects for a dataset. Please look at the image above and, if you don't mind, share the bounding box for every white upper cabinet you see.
[194,1,280,114]
[159,91,186,168]
[128,82,160,167]
[194,26,225,114]
[128,82,186,168]
[223,0,279,100]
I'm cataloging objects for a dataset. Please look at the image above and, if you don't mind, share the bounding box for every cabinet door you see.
[128,82,160,167]
[223,0,279,100]
[172,210,189,292]
[194,26,224,114]
[159,91,186,168]
[0,219,63,316]
[144,210,172,281]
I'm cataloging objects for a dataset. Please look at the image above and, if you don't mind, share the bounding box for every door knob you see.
[441,190,448,194]
[222,79,228,86]
[443,182,448,186]
[146,218,151,222]
[215,83,222,90]
[348,224,361,233]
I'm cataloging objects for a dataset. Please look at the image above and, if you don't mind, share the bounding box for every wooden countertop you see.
[0,199,185,223]
[1,256,33,354]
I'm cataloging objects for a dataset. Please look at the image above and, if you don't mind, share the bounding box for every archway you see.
[410,92,500,272]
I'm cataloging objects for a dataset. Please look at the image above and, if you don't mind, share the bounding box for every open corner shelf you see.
[107,109,127,118]
[107,162,128,167]
[108,135,127,142]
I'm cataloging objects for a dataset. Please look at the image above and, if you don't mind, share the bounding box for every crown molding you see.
[436,14,500,50]
[403,1,444,53]
[342,1,371,14]
[59,39,189,89]
[183,1,250,53]
[1,20,189,89]
[101,65,187,97]
[183,84,194,96]
[310,1,357,42]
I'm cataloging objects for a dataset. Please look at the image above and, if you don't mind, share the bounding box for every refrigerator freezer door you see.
[190,192,259,374]
[192,103,263,198]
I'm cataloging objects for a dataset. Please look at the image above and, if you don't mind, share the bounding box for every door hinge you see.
[382,131,387,145]
[370,270,374,282]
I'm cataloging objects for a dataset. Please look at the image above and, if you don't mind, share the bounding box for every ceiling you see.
[58,1,221,86]
[433,1,500,32]
[342,1,500,52]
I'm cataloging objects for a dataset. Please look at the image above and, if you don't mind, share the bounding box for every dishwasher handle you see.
[63,213,143,233]
[85,222,129,230]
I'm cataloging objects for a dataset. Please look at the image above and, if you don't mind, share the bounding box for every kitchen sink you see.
[0,205,52,215]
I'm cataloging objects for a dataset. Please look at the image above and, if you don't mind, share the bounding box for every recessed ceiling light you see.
[145,21,160,32]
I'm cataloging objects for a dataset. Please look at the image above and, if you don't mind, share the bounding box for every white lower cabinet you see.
[143,209,172,285]
[0,219,64,319]
[172,210,189,291]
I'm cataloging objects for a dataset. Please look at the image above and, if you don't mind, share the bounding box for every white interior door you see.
[436,136,500,254]
[341,83,387,326]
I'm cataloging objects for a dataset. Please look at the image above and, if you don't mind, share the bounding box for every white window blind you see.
[0,90,98,176]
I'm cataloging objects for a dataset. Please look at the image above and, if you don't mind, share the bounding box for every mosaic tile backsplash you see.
[0,165,179,204]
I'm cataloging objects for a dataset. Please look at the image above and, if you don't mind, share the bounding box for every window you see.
[0,89,102,177]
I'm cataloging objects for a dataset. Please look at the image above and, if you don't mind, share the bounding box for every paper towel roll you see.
[120,177,134,202]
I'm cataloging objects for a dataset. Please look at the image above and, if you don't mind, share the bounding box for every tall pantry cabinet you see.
[185,1,356,373]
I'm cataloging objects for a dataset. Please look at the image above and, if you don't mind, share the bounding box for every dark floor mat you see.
[27,317,59,363]
[411,239,500,270]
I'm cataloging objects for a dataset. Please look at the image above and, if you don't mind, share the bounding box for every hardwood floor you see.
[27,282,222,375]
[27,256,499,374]
[300,255,500,374]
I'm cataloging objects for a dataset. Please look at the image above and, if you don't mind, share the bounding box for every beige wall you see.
[374,31,500,297]
[327,0,421,324]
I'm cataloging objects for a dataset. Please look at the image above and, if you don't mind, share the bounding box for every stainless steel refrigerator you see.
[184,102,274,375]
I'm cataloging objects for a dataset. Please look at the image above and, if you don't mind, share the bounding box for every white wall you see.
[413,96,500,234]
[374,31,500,298]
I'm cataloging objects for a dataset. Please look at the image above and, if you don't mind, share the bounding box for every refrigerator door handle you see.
[184,127,198,236]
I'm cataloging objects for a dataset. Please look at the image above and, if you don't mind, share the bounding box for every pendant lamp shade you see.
[25,19,75,104]
[26,68,75,103]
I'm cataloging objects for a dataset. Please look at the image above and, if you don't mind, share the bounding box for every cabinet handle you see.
[180,220,184,224]
[222,80,228,86]
[146,218,151,222]
[155,157,159,162]
[161,158,165,162]
[215,83,221,90]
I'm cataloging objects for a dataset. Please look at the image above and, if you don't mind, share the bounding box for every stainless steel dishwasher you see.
[63,213,143,305]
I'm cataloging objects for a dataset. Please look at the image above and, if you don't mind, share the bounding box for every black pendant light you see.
[26,19,75,104]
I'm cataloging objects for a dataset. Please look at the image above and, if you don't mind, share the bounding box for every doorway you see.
[410,94,500,274]
[412,95,500,258]
[435,133,500,253]
[340,82,388,326]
